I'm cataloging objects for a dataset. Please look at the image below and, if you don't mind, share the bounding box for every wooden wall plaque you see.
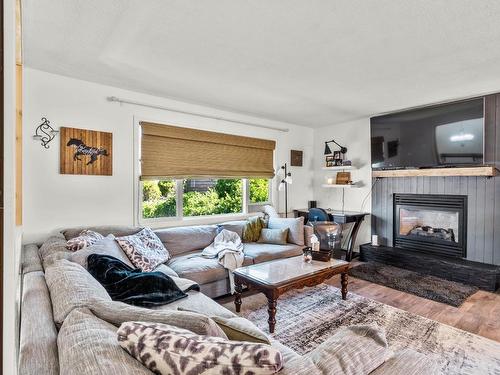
[290,150,303,166]
[60,127,112,175]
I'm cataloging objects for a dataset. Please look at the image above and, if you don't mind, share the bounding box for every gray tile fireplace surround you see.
[371,175,500,266]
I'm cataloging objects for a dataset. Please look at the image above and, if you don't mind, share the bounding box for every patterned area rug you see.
[348,262,478,307]
[221,285,500,375]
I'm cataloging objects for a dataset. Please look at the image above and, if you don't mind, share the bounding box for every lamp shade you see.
[324,142,332,155]
[284,175,292,184]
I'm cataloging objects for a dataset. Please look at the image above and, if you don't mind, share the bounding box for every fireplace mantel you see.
[372,166,498,178]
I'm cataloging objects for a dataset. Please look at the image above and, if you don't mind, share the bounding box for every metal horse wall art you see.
[66,138,109,165]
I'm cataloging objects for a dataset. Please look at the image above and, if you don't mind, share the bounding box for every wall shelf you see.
[322,165,356,171]
[322,183,358,188]
[372,166,498,178]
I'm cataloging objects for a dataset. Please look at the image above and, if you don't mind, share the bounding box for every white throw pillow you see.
[118,321,283,375]
[268,217,305,245]
[115,227,170,272]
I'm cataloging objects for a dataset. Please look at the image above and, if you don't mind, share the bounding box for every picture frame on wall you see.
[60,127,113,175]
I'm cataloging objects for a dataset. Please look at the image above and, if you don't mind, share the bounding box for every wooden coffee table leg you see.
[234,282,243,313]
[267,297,277,333]
[341,272,348,300]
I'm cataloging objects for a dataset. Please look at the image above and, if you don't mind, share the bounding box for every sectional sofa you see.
[19,223,434,375]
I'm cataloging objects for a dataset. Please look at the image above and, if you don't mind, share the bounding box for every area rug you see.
[221,285,500,374]
[348,262,478,307]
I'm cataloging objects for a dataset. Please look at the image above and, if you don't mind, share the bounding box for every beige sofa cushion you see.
[58,308,153,375]
[62,225,142,240]
[161,290,235,319]
[45,259,112,325]
[88,299,227,338]
[68,235,134,269]
[243,243,303,263]
[268,217,305,246]
[168,251,252,284]
[154,225,218,256]
[19,271,59,375]
[155,263,179,277]
[218,220,246,238]
[307,325,392,375]
[39,235,72,268]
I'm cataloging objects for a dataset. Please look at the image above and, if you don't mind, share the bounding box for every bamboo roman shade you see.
[140,122,276,179]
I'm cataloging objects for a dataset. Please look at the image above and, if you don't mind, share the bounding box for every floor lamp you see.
[279,163,292,217]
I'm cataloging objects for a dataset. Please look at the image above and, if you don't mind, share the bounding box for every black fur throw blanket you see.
[87,254,199,307]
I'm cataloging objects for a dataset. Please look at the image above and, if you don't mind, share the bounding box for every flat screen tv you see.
[371,98,484,170]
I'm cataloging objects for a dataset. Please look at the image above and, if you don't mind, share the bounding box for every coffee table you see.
[233,256,349,333]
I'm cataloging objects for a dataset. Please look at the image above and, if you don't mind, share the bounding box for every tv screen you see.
[371,98,484,169]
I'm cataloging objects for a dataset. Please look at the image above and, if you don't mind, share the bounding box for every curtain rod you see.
[106,96,290,132]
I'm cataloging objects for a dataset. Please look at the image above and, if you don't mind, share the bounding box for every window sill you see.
[139,212,260,229]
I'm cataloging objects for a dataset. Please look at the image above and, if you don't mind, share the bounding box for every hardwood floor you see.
[326,273,500,342]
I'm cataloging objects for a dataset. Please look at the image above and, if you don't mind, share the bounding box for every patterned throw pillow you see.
[242,216,266,242]
[115,227,170,272]
[118,321,283,375]
[65,230,104,251]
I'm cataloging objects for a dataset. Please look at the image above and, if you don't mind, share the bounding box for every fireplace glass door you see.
[399,208,459,243]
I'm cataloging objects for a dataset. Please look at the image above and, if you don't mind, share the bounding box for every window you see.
[183,178,243,216]
[141,177,271,221]
[249,178,270,204]
[141,179,177,219]
[139,122,276,222]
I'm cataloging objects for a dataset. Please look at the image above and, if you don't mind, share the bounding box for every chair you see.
[308,208,329,222]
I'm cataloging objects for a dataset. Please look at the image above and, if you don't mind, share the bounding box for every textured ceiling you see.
[23,0,500,127]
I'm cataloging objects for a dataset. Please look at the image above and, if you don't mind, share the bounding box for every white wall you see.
[23,68,315,243]
[313,118,373,249]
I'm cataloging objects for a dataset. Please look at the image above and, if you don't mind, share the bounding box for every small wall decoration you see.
[33,117,59,148]
[60,127,112,175]
[336,171,351,185]
[290,150,303,166]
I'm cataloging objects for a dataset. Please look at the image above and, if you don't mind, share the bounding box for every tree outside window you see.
[142,177,270,219]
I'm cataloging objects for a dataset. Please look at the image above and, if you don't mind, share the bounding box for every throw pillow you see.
[217,220,246,238]
[242,216,265,242]
[118,321,283,375]
[68,235,134,269]
[258,228,289,245]
[211,316,271,345]
[175,306,270,344]
[115,227,170,272]
[65,230,104,251]
[268,217,305,245]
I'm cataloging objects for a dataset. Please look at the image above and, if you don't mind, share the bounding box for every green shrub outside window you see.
[142,178,270,219]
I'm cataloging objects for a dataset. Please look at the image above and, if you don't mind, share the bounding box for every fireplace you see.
[393,194,467,258]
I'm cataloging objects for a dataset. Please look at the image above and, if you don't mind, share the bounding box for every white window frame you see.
[246,178,273,206]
